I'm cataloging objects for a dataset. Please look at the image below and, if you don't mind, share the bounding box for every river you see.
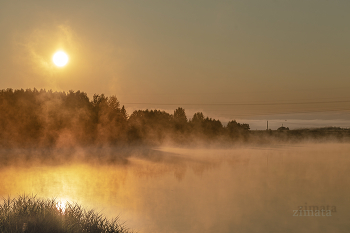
[1,143,349,232]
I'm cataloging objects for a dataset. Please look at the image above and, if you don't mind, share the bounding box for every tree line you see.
[0,88,250,148]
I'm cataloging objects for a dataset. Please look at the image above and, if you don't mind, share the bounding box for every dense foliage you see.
[0,88,250,148]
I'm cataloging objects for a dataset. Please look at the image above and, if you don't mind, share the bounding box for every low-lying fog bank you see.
[1,143,350,233]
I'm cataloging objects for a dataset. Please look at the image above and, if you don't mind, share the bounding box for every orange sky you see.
[1,1,350,129]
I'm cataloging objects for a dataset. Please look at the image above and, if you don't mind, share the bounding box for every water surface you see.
[1,143,349,232]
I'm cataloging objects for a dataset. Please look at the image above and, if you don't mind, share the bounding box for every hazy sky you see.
[1,0,350,129]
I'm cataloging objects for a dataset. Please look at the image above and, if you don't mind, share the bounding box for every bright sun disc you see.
[53,51,69,67]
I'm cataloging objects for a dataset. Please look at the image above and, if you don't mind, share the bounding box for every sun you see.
[52,51,69,67]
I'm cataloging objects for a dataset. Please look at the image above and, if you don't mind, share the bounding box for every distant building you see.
[277,124,289,131]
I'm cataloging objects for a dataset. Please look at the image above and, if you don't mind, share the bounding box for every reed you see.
[0,195,132,233]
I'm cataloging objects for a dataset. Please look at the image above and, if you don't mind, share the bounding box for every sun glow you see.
[56,200,67,213]
[52,51,69,67]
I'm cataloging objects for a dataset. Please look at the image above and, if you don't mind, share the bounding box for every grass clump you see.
[0,195,132,233]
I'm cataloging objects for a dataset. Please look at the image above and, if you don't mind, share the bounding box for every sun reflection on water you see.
[56,200,67,213]
[1,144,350,233]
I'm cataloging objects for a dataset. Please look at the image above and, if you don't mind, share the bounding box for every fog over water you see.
[1,143,350,232]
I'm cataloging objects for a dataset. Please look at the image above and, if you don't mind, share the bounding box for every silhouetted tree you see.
[0,88,261,148]
[173,107,188,132]
[191,112,204,124]
[128,109,173,144]
[226,120,250,141]
[202,117,223,138]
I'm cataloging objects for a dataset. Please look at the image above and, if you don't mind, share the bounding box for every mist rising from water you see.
[1,143,350,233]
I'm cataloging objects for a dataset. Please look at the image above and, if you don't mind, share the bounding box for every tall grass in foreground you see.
[0,195,132,233]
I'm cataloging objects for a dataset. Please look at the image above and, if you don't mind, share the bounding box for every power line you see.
[123,100,350,106]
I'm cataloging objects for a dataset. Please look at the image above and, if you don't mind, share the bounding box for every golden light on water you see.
[1,144,350,232]
[52,51,69,67]
[56,200,67,213]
